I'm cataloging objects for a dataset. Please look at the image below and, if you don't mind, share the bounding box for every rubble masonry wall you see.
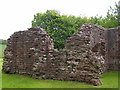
[2,24,120,86]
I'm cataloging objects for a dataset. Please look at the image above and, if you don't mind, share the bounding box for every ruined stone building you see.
[2,24,120,86]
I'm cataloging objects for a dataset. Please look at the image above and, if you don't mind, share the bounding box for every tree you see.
[32,2,120,49]
[88,1,120,28]
[104,1,120,27]
[111,1,120,25]
[32,10,78,49]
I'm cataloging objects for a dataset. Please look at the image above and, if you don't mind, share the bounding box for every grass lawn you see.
[0,58,119,88]
[1,71,118,88]
[0,44,6,58]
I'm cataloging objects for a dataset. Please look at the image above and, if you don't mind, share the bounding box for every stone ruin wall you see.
[105,27,120,71]
[2,24,120,86]
[3,27,54,75]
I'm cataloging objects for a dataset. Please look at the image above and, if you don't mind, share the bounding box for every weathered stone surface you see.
[66,24,106,72]
[105,27,120,71]
[2,24,119,86]
[2,27,54,75]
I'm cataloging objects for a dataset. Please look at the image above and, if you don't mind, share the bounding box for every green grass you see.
[0,44,6,58]
[0,58,119,88]
[0,58,3,89]
[1,71,118,88]
[2,73,95,88]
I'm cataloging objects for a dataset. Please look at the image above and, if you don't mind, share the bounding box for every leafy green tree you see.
[32,10,78,49]
[88,1,120,28]
[75,16,90,27]
[89,16,102,25]
[32,1,119,49]
[107,1,120,26]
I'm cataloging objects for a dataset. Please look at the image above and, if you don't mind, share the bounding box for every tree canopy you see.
[32,10,80,49]
[32,1,119,49]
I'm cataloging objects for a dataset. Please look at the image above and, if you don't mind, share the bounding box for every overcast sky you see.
[0,0,119,39]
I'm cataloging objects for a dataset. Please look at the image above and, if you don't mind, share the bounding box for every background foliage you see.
[33,1,119,49]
